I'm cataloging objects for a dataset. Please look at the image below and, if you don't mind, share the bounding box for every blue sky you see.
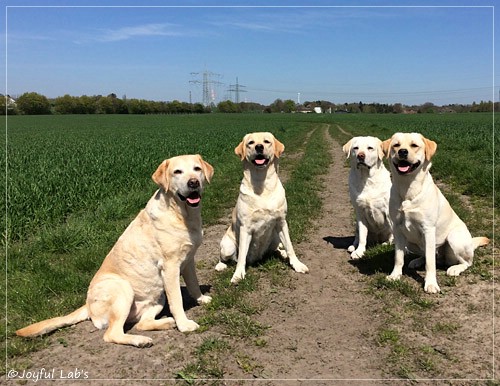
[2,1,497,106]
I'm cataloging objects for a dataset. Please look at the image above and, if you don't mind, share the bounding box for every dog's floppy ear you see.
[234,140,246,160]
[152,159,170,190]
[376,138,385,160]
[381,138,392,158]
[274,137,285,158]
[342,139,353,158]
[422,136,437,161]
[197,154,214,183]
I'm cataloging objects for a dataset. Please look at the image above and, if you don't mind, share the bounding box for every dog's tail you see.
[16,305,89,337]
[472,236,490,250]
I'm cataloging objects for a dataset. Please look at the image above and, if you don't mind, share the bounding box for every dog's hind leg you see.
[216,229,237,272]
[408,256,425,269]
[89,278,153,347]
[135,303,176,331]
[445,231,473,277]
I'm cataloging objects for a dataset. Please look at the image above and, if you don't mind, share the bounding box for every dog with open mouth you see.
[342,136,393,259]
[382,133,489,293]
[17,154,214,347]
[215,132,309,284]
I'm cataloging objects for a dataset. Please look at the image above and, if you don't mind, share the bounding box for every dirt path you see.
[230,127,389,381]
[6,126,496,385]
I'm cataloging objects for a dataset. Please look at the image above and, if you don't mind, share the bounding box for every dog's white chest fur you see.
[349,169,391,228]
[236,185,286,262]
[397,199,425,244]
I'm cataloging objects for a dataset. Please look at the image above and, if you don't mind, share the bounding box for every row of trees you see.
[2,92,210,115]
[2,92,497,115]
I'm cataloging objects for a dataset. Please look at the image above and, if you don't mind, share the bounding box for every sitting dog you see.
[343,136,393,259]
[215,132,309,284]
[17,155,214,347]
[382,133,489,293]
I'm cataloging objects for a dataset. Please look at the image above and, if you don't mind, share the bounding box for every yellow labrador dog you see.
[215,132,309,284]
[382,133,489,293]
[17,155,214,347]
[343,136,393,259]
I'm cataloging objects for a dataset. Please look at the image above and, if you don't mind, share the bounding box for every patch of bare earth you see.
[225,128,390,382]
[6,126,497,385]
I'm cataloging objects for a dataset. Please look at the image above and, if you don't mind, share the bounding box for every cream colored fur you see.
[382,133,489,293]
[16,155,214,347]
[343,136,393,259]
[215,132,309,284]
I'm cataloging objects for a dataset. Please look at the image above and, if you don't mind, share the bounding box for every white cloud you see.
[97,23,183,42]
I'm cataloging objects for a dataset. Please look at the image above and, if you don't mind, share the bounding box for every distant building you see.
[3,95,17,111]
[296,106,312,113]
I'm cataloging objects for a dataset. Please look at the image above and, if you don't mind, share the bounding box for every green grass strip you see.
[285,125,332,243]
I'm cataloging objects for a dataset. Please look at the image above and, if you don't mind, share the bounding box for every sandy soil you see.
[5,127,497,385]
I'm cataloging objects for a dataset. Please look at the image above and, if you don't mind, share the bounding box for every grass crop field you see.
[2,112,497,374]
[2,113,321,356]
[321,112,498,199]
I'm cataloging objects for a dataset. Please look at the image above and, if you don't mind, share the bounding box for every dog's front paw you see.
[197,295,212,305]
[215,262,227,272]
[132,335,154,348]
[292,261,309,273]
[350,249,365,259]
[347,245,355,253]
[231,269,246,284]
[177,319,200,333]
[386,272,401,282]
[446,264,468,277]
[424,280,441,294]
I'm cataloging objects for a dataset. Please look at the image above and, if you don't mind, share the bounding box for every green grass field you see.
[2,112,496,361]
[317,112,497,199]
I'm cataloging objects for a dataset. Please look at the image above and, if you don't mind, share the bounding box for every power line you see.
[227,77,247,103]
[244,86,492,97]
[189,70,223,107]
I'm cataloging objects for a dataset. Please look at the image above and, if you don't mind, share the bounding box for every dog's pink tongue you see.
[255,158,266,165]
[398,165,411,173]
[187,197,201,205]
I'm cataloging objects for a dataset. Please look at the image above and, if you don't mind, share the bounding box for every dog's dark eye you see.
[193,166,202,172]
[367,146,374,151]
[174,169,183,175]
[248,140,255,145]
[393,143,400,148]
[353,146,359,150]
[264,140,271,144]
[411,143,419,148]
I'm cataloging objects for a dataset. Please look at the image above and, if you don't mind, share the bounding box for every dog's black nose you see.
[188,178,200,189]
[357,153,365,160]
[398,149,408,159]
[255,144,264,154]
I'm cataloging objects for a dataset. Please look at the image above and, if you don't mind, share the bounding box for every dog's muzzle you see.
[356,153,370,169]
[252,154,270,167]
[394,159,421,175]
[177,178,202,207]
